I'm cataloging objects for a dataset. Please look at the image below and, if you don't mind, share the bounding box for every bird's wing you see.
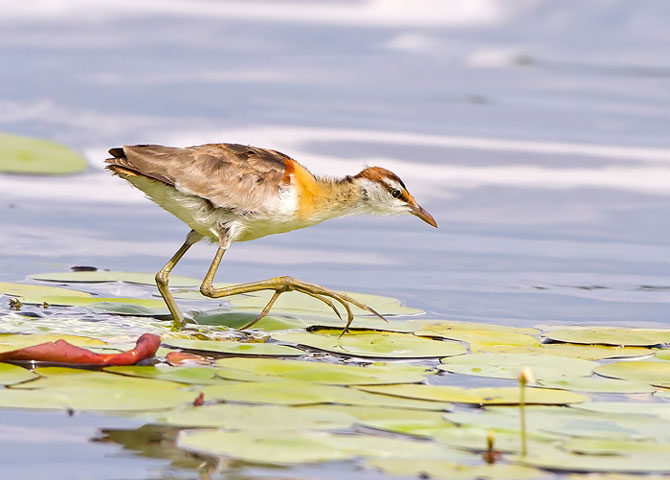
[106,143,293,213]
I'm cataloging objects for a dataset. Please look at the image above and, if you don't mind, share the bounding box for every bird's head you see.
[352,166,437,228]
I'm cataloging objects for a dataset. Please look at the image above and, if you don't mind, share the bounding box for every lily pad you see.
[595,361,670,388]
[149,403,357,430]
[571,402,670,419]
[0,132,88,175]
[200,381,454,410]
[357,384,483,404]
[416,324,539,351]
[0,333,105,354]
[177,430,469,465]
[561,437,670,455]
[439,353,597,380]
[18,295,166,309]
[512,447,670,473]
[29,271,200,287]
[273,329,467,359]
[367,458,545,480]
[543,327,670,347]
[470,387,589,405]
[214,357,434,385]
[105,366,225,385]
[539,344,654,360]
[0,282,91,300]
[538,377,655,394]
[193,310,309,330]
[0,363,39,386]
[89,302,170,317]
[163,338,303,356]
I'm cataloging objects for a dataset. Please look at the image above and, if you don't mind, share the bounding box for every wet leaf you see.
[17,295,166,309]
[163,338,303,356]
[0,363,39,385]
[537,377,655,394]
[439,353,597,380]
[29,271,200,286]
[0,333,105,354]
[543,327,670,347]
[105,366,225,385]
[471,343,654,360]
[0,282,91,300]
[214,357,434,385]
[200,381,453,410]
[0,333,160,365]
[149,403,357,430]
[0,132,88,175]
[273,329,467,359]
[367,458,544,479]
[561,437,670,455]
[595,361,670,388]
[470,387,589,405]
[358,384,483,404]
[416,324,539,350]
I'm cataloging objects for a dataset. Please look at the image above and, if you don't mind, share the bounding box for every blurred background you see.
[2,0,670,326]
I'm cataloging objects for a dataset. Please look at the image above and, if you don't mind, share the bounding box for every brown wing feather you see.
[105,143,290,213]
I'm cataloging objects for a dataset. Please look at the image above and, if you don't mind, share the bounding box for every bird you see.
[105,143,437,332]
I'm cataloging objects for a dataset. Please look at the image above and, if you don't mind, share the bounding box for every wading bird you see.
[106,143,437,331]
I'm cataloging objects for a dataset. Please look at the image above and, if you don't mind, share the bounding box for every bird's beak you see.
[410,203,438,228]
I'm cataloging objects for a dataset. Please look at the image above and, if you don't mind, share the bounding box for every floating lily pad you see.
[105,366,224,385]
[150,403,357,430]
[163,338,303,356]
[571,402,670,419]
[29,271,200,287]
[273,329,467,359]
[538,377,655,394]
[439,353,597,380]
[18,295,166,309]
[543,327,670,347]
[414,320,540,335]
[511,447,670,473]
[177,430,468,465]
[595,361,670,388]
[472,344,655,359]
[193,310,308,330]
[0,132,88,175]
[214,357,434,385]
[416,323,539,351]
[200,381,453,410]
[175,287,422,316]
[0,333,105,354]
[561,437,670,455]
[0,282,91,300]
[655,350,670,361]
[0,363,39,385]
[89,302,170,317]
[470,387,588,405]
[431,426,556,454]
[367,458,544,480]
[358,384,483,404]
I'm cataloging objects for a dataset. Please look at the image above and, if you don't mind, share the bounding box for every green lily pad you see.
[193,310,308,330]
[200,381,453,410]
[539,344,654,360]
[104,366,224,385]
[439,353,597,380]
[163,338,303,356]
[511,447,670,473]
[0,282,91,300]
[325,406,452,437]
[595,361,670,388]
[0,132,88,175]
[470,387,589,405]
[367,458,545,480]
[149,403,357,430]
[445,405,667,441]
[0,363,39,385]
[0,333,106,354]
[561,437,670,455]
[214,357,434,385]
[416,324,539,351]
[89,302,170,317]
[358,384,483,404]
[655,349,670,361]
[272,329,467,359]
[543,327,670,347]
[414,320,540,335]
[571,402,670,419]
[177,430,470,465]
[175,287,422,316]
[29,271,200,286]
[18,295,166,309]
[431,426,556,454]
[538,377,655,394]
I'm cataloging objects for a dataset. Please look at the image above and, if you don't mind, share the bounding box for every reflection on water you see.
[1,0,670,478]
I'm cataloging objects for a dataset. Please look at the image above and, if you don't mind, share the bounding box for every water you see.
[1,1,670,478]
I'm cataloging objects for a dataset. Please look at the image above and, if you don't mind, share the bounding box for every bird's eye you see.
[391,189,402,198]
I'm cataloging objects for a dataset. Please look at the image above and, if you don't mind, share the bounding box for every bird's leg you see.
[156,229,203,330]
[199,246,387,334]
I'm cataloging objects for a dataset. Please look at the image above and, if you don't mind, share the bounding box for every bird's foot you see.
[202,276,387,335]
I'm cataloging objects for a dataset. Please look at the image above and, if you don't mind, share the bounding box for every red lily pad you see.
[0,333,160,366]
